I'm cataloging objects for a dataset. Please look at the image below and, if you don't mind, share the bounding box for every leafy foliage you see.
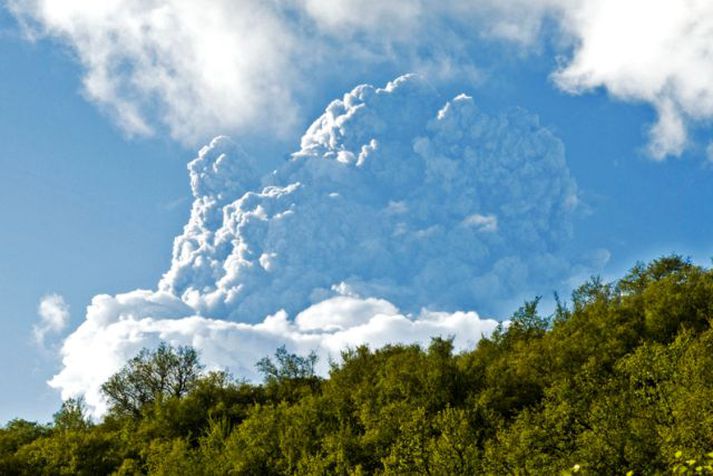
[2,255,713,474]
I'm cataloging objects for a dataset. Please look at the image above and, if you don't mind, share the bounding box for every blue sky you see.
[0,9,187,420]
[2,1,713,422]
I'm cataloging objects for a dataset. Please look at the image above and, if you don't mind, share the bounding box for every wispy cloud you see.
[34,294,69,348]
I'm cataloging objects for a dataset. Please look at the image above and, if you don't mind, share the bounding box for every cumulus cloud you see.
[50,290,500,416]
[159,75,581,320]
[551,0,713,159]
[11,0,713,157]
[47,75,595,416]
[9,0,305,144]
[34,294,70,347]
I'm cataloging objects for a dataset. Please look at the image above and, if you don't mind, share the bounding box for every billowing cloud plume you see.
[34,293,70,347]
[50,76,596,416]
[11,0,713,157]
[159,76,580,320]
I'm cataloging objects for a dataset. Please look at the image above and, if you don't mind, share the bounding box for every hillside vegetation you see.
[2,256,713,474]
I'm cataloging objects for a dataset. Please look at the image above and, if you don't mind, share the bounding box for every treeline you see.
[3,256,713,474]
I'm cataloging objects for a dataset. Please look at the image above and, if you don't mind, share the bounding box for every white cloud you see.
[50,290,500,416]
[10,0,303,144]
[159,75,581,320]
[34,294,70,347]
[551,0,713,159]
[12,0,713,158]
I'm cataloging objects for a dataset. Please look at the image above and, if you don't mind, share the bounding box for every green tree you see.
[257,346,320,402]
[53,398,90,432]
[101,342,203,417]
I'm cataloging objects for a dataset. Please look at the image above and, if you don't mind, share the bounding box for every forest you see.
[2,255,713,475]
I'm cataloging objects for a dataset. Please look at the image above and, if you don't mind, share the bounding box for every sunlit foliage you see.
[2,255,713,474]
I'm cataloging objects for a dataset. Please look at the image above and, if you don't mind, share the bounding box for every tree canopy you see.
[2,255,713,474]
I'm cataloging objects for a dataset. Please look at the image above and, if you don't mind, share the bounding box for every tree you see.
[256,346,318,383]
[0,419,49,474]
[511,297,546,330]
[53,397,90,432]
[101,342,203,417]
[256,346,321,403]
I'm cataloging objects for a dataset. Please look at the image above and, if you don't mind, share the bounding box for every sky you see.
[2,1,713,422]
